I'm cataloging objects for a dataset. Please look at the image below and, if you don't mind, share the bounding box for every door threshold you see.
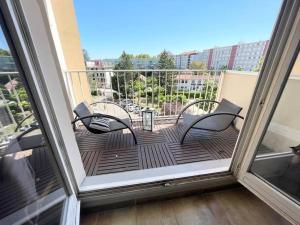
[80,158,231,192]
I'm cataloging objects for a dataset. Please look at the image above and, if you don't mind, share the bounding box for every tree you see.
[114,51,133,70]
[220,65,228,70]
[82,49,90,61]
[157,50,175,69]
[135,54,151,59]
[189,61,206,70]
[157,50,175,91]
[0,48,10,56]
[112,51,134,99]
[253,57,264,72]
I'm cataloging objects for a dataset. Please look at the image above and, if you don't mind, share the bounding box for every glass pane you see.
[250,51,300,203]
[0,26,66,224]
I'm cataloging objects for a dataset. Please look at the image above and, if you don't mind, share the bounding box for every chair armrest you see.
[90,101,133,124]
[71,113,132,128]
[14,113,35,132]
[175,99,220,124]
[179,112,244,144]
[190,112,244,128]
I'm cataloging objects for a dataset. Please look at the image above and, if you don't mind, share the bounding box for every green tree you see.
[82,49,90,61]
[253,57,264,72]
[135,54,151,59]
[0,48,10,56]
[157,50,175,69]
[157,50,175,91]
[112,51,134,99]
[189,61,206,70]
[220,65,228,70]
[114,51,134,70]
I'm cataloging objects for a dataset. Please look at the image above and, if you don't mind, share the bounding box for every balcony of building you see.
[62,69,255,177]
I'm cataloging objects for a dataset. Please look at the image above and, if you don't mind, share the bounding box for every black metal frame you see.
[175,99,221,124]
[180,112,244,144]
[72,113,137,144]
[175,99,244,144]
[90,101,133,124]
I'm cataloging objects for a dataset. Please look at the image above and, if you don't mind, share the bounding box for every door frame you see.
[234,1,300,224]
[2,0,300,223]
[0,0,81,224]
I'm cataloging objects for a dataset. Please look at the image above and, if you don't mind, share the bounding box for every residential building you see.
[85,60,113,98]
[0,56,17,71]
[173,51,199,69]
[233,40,269,71]
[175,72,204,91]
[100,58,158,69]
[190,40,269,71]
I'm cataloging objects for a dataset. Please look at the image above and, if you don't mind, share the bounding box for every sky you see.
[74,0,282,59]
[0,0,282,59]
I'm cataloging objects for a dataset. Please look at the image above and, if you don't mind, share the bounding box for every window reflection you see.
[250,53,300,203]
[0,28,65,224]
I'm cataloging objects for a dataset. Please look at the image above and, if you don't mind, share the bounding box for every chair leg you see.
[180,126,193,144]
[131,132,137,145]
[127,127,137,144]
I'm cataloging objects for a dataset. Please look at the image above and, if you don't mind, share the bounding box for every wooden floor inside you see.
[76,120,239,176]
[80,188,291,225]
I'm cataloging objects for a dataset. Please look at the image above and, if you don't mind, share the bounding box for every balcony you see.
[65,69,246,177]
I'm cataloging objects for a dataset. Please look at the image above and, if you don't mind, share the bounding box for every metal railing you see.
[0,72,33,143]
[65,70,222,118]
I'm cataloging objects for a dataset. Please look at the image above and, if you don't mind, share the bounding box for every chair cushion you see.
[73,101,93,128]
[90,117,111,132]
[89,117,131,132]
[183,99,242,131]
[109,118,131,131]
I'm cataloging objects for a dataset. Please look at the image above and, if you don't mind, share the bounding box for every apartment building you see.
[100,58,158,69]
[190,40,269,71]
[0,56,17,71]
[173,51,199,69]
[233,40,269,71]
[175,72,204,91]
[85,60,113,97]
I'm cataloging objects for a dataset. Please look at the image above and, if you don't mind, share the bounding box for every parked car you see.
[133,106,144,114]
[127,104,136,112]
[120,99,133,108]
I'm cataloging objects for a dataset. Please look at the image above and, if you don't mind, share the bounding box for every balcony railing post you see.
[0,87,16,126]
[175,71,179,115]
[116,71,121,101]
[8,74,27,121]
[164,71,167,116]
[158,71,161,116]
[151,71,154,108]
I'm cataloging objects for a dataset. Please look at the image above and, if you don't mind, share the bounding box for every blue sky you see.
[0,1,282,60]
[74,0,281,59]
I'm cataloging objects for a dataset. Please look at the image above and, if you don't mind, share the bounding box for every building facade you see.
[190,40,269,71]
[0,56,17,72]
[173,51,199,69]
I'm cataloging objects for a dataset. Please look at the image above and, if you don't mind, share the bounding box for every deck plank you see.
[76,122,239,176]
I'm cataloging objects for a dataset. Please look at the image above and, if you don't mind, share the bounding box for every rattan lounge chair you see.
[72,101,137,144]
[175,99,244,144]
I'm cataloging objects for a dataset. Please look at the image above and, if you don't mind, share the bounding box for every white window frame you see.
[233,1,300,224]
[3,0,300,223]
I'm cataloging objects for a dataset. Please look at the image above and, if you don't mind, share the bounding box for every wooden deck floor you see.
[76,120,239,176]
[0,146,63,220]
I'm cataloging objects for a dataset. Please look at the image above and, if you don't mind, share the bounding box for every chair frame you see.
[72,101,137,144]
[175,99,244,144]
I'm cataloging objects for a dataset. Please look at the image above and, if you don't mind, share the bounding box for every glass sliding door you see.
[0,22,67,225]
[250,52,300,203]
